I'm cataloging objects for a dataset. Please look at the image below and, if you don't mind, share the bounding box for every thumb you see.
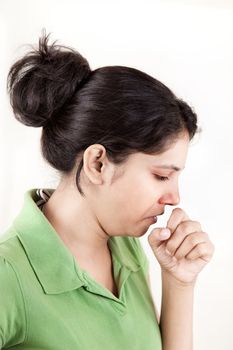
[147,227,171,249]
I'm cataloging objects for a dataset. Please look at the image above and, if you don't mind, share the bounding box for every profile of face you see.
[82,131,190,238]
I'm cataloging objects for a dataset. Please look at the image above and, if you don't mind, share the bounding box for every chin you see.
[122,220,154,237]
[127,227,149,238]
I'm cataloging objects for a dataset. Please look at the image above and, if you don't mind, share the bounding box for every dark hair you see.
[7,33,199,196]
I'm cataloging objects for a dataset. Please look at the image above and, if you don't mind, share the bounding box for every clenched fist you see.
[148,208,215,286]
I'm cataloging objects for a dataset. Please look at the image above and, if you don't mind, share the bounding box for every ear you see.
[82,144,110,185]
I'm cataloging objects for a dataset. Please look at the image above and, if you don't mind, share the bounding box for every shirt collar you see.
[13,188,86,294]
[13,189,140,295]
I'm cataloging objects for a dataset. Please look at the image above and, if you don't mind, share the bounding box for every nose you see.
[158,187,180,206]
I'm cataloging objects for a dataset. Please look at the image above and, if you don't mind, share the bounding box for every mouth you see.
[145,216,158,223]
[145,212,164,223]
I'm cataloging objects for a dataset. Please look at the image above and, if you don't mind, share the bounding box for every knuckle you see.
[197,243,207,255]
[191,220,202,230]
[188,231,207,244]
[180,221,190,231]
[172,207,183,215]
[189,234,199,246]
[171,208,186,220]
[181,220,201,232]
[175,221,190,235]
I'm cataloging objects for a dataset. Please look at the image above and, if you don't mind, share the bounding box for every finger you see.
[173,231,209,260]
[148,228,177,264]
[185,241,215,262]
[166,221,203,256]
[166,207,190,234]
[148,227,171,250]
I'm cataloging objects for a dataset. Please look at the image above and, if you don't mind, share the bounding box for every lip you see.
[145,216,158,223]
[145,211,164,223]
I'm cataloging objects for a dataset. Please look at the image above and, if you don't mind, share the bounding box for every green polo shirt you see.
[0,189,162,349]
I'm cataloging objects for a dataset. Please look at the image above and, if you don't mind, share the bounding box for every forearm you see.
[159,271,195,350]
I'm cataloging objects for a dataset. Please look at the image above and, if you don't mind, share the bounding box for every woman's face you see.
[87,132,190,238]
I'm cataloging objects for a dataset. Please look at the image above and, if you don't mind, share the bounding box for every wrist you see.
[161,270,197,290]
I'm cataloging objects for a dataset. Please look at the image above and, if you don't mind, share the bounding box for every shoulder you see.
[0,253,27,347]
[0,226,25,263]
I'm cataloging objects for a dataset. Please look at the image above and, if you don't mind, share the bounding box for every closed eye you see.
[154,175,169,182]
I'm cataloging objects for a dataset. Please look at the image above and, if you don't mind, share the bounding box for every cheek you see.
[113,176,156,222]
[98,178,159,236]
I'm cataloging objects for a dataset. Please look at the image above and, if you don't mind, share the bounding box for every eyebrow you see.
[153,164,184,172]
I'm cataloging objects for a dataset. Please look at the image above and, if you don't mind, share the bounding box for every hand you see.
[147,208,215,286]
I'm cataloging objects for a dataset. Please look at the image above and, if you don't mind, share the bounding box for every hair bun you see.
[7,32,91,127]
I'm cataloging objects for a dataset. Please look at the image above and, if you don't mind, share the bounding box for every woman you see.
[0,33,214,350]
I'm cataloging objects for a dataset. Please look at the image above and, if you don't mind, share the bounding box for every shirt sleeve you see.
[0,256,27,349]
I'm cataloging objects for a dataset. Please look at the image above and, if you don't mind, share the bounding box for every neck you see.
[42,179,110,260]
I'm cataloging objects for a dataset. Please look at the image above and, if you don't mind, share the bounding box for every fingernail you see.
[160,229,170,239]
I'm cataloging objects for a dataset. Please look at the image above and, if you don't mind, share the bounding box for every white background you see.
[1,0,233,349]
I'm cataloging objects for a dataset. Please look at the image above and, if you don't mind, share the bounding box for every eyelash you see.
[154,175,169,182]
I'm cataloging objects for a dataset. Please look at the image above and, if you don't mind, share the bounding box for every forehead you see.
[126,133,190,169]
